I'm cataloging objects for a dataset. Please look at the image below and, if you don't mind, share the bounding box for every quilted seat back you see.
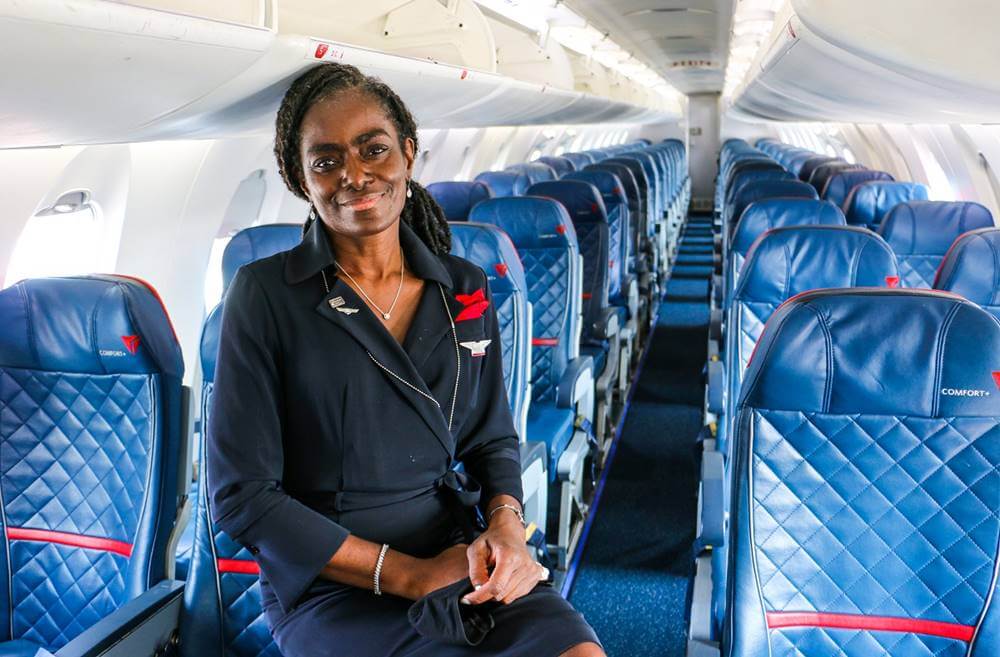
[726,199,846,308]
[934,228,1000,320]
[843,181,929,229]
[726,289,1000,657]
[723,226,898,453]
[565,170,631,297]
[879,201,995,288]
[527,181,610,344]
[426,181,492,222]
[0,275,184,650]
[469,197,580,404]
[474,170,529,198]
[449,222,531,432]
[221,223,302,293]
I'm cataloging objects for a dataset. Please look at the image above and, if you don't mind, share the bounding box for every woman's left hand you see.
[461,506,548,605]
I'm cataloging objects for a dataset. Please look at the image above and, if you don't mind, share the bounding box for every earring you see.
[406,180,413,199]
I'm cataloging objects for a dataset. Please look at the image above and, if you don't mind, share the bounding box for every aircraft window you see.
[203,235,232,312]
[823,143,837,157]
[529,149,543,161]
[914,139,957,201]
[554,145,566,156]
[842,147,857,164]
[4,191,109,288]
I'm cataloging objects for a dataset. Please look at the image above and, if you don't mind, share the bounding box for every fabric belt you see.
[295,470,483,542]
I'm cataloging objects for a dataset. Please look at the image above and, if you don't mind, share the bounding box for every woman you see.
[208,63,604,657]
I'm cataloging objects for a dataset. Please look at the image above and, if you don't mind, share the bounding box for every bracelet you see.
[373,543,389,596]
[488,503,525,527]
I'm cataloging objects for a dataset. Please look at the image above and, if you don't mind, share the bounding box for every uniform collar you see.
[285,217,453,289]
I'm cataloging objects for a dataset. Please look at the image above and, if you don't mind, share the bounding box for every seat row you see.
[0,139,690,657]
[687,138,1000,656]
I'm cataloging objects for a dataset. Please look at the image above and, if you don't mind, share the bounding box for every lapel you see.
[315,276,454,455]
[404,284,468,370]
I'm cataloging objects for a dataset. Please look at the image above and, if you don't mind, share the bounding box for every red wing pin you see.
[121,335,140,355]
[455,288,489,322]
[459,340,491,357]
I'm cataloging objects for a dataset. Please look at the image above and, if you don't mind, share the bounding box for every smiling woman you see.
[207,62,604,657]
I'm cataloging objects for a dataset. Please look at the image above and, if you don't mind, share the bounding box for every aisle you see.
[567,215,712,657]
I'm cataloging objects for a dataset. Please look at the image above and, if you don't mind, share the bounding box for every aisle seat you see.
[0,275,187,655]
[934,227,1000,320]
[879,200,995,288]
[723,289,1000,657]
[426,181,492,221]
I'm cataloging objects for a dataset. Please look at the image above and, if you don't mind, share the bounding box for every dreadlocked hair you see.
[274,62,451,255]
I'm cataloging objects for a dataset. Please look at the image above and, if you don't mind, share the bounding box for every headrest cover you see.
[879,201,995,255]
[822,169,894,206]
[222,223,302,292]
[732,199,846,258]
[426,181,492,222]
[474,171,529,198]
[740,289,1000,417]
[843,181,929,228]
[506,162,557,185]
[448,222,527,297]
[527,181,608,224]
[468,196,577,250]
[0,275,184,377]
[735,226,897,303]
[934,227,1000,308]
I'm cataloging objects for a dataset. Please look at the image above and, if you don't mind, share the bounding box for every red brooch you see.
[455,288,489,322]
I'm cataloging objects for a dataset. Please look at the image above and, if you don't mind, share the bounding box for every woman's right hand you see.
[409,543,470,599]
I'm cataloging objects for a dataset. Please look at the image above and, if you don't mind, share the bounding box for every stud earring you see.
[406,180,413,199]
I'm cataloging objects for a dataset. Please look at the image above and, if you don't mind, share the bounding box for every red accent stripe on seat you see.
[218,558,260,575]
[7,527,132,558]
[766,611,975,642]
[532,338,558,346]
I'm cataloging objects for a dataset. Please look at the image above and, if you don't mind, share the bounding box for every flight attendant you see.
[208,63,604,657]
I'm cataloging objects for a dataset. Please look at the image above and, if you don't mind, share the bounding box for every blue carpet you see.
[568,216,709,656]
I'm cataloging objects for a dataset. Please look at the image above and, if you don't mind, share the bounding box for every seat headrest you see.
[843,180,929,228]
[821,169,894,206]
[526,180,608,224]
[798,156,841,182]
[562,153,595,169]
[468,196,577,249]
[562,171,626,206]
[536,156,575,177]
[934,227,1000,308]
[735,226,897,303]
[730,180,818,223]
[879,201,995,255]
[506,162,557,185]
[732,199,846,258]
[0,275,183,377]
[426,181,492,222]
[222,223,302,292]
[474,170,529,198]
[740,289,1000,417]
[586,164,639,202]
[448,222,527,295]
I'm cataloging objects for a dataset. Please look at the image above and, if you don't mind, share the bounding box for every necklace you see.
[333,247,405,320]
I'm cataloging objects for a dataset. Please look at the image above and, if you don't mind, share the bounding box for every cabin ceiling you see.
[568,0,734,95]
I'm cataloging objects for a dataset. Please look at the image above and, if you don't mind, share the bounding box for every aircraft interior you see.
[0,1,997,657]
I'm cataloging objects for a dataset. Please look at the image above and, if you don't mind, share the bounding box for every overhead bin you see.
[730,0,1000,123]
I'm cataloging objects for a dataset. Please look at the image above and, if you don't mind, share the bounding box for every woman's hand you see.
[407,543,470,600]
[461,508,548,605]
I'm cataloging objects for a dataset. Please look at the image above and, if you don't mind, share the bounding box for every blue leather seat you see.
[797,156,841,182]
[712,226,898,633]
[934,227,1000,320]
[726,179,818,235]
[474,170,530,198]
[426,181,492,221]
[536,156,576,178]
[176,224,303,581]
[0,275,186,655]
[842,180,929,229]
[562,152,596,170]
[724,169,796,213]
[179,304,282,657]
[879,201,995,288]
[506,162,558,187]
[724,288,1000,657]
[822,169,895,208]
[808,162,863,193]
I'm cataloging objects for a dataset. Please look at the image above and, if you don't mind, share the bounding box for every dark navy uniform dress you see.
[208,220,600,656]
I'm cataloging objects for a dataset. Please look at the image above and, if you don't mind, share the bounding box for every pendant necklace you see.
[332,247,405,320]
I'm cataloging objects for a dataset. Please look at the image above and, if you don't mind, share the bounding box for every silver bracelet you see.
[487,503,525,527]
[373,543,389,596]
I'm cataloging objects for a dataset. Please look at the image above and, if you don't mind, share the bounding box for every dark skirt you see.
[266,580,601,657]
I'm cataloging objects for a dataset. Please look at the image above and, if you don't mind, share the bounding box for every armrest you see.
[57,580,184,657]
[697,449,726,549]
[711,275,723,308]
[709,308,723,342]
[707,357,725,415]
[556,356,594,409]
[591,307,620,340]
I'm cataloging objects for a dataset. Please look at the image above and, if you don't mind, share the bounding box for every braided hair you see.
[274,62,451,254]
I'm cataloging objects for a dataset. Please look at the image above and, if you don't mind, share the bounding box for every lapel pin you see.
[329,296,346,309]
[336,307,360,315]
[460,339,491,357]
